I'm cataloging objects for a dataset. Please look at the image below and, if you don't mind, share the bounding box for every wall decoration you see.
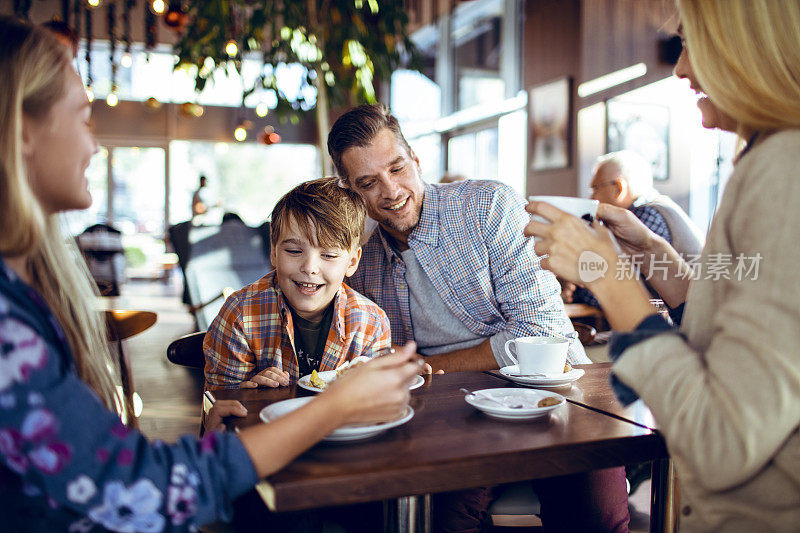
[606,100,670,181]
[529,77,571,171]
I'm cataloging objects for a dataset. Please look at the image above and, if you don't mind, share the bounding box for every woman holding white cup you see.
[525,1,800,530]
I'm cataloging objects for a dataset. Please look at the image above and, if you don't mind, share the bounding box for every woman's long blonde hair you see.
[0,18,127,421]
[678,0,800,136]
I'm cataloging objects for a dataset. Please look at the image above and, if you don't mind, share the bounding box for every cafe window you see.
[447,127,499,181]
[169,141,321,226]
[62,145,109,236]
[453,9,504,111]
[77,42,308,110]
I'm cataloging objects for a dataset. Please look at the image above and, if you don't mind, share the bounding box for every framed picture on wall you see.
[606,100,670,181]
[529,77,571,171]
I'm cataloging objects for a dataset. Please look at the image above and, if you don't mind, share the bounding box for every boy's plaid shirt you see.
[204,271,391,389]
[348,180,588,364]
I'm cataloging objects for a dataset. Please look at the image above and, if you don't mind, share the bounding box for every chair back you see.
[170,219,272,329]
[79,223,126,296]
[167,331,207,369]
[647,195,705,257]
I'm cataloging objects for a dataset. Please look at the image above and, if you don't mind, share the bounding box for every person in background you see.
[328,104,629,533]
[526,0,800,529]
[204,177,392,390]
[0,18,420,531]
[590,150,703,258]
[566,150,701,308]
[191,175,210,219]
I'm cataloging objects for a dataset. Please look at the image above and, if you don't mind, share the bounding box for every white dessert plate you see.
[298,371,425,393]
[260,397,414,442]
[463,388,566,420]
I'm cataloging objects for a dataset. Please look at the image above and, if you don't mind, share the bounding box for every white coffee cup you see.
[504,336,569,375]
[528,196,599,224]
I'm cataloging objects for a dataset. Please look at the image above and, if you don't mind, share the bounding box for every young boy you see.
[204,176,391,390]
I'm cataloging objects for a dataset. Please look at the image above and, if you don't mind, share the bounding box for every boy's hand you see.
[239,367,291,388]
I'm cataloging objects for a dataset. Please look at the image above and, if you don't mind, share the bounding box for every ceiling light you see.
[151,0,166,15]
[577,63,648,98]
[225,39,238,58]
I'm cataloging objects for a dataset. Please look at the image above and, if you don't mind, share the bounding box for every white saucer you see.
[498,365,585,388]
[464,388,565,420]
[260,397,414,442]
[298,371,425,393]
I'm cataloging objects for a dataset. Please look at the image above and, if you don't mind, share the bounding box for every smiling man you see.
[328,104,587,372]
[328,105,628,533]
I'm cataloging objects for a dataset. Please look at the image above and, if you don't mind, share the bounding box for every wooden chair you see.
[167,331,207,369]
[105,310,157,424]
[166,331,212,440]
[572,322,597,346]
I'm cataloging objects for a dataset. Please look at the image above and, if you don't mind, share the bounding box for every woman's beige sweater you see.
[614,129,800,531]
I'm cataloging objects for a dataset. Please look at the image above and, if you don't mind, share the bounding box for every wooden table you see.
[215,371,668,532]
[488,363,676,532]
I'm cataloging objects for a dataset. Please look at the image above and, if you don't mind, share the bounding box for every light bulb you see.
[106,93,118,107]
[234,126,247,141]
[225,40,238,58]
[121,53,132,68]
[87,0,101,8]
[255,103,269,117]
[151,0,166,14]
[86,87,95,102]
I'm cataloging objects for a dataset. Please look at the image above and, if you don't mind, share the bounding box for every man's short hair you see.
[594,150,655,198]
[270,176,366,251]
[327,104,412,180]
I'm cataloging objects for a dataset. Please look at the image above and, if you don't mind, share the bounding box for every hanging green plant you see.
[172,0,421,173]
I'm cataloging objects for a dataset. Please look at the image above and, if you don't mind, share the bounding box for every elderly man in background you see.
[566,150,703,308]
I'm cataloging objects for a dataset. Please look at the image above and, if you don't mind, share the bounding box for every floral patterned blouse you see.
[0,258,257,532]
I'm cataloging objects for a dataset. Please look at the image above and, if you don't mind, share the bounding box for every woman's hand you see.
[205,400,247,432]
[239,367,291,388]
[525,200,661,331]
[524,201,619,287]
[596,203,659,257]
[323,342,422,425]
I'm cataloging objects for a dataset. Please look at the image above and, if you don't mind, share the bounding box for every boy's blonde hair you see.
[270,176,367,251]
[0,18,127,421]
[678,0,800,136]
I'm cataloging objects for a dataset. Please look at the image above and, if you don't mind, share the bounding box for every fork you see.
[460,388,524,409]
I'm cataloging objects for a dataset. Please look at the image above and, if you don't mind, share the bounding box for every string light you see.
[106,92,118,107]
[87,0,101,8]
[233,126,247,141]
[151,0,166,14]
[225,39,238,58]
[255,103,269,117]
[86,87,95,102]
[121,53,132,68]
